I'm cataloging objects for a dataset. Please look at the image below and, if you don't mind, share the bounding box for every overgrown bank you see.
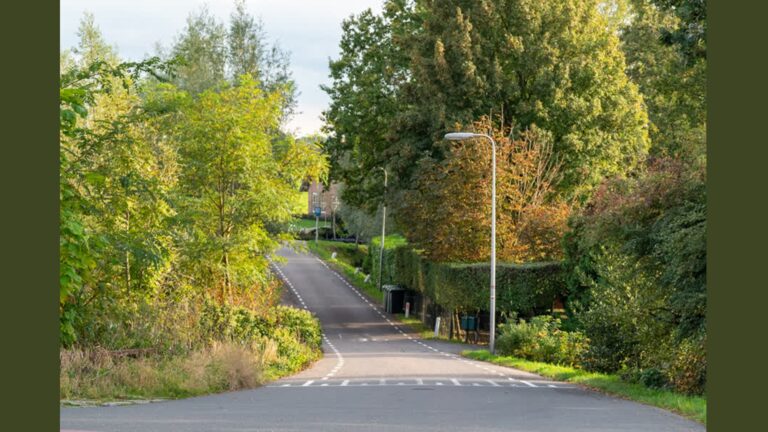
[61,304,322,402]
[60,9,328,404]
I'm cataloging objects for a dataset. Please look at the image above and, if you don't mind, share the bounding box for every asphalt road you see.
[61,246,704,432]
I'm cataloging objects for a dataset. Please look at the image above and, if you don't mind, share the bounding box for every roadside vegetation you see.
[463,350,706,425]
[60,3,326,402]
[321,0,707,416]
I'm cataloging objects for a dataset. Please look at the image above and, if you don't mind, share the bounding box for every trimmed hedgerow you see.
[371,239,564,316]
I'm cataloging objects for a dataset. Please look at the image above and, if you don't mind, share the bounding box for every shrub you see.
[495,315,588,366]
[273,305,322,349]
[668,334,706,395]
[371,240,565,317]
[640,368,669,389]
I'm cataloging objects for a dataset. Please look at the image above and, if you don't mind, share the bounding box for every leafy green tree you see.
[59,57,177,346]
[620,0,705,161]
[228,0,297,118]
[321,4,413,210]
[170,6,228,95]
[169,1,297,121]
[71,12,119,67]
[400,0,649,198]
[651,0,706,62]
[324,0,649,215]
[175,75,326,302]
[564,158,705,392]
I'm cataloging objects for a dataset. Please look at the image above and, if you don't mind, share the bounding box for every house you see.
[306,181,341,218]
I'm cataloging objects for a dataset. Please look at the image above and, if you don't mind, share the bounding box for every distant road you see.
[60,246,703,432]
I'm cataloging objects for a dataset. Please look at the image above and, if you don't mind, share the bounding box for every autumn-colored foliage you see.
[397,117,570,263]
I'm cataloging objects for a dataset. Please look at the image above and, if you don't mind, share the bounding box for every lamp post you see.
[377,167,388,292]
[444,132,497,354]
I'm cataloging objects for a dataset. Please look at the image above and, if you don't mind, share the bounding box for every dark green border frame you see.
[707,0,768,430]
[0,1,764,430]
[0,0,60,430]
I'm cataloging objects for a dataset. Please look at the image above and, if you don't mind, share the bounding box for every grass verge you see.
[290,217,330,230]
[462,350,706,425]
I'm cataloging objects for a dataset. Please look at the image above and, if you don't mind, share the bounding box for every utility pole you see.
[377,167,387,292]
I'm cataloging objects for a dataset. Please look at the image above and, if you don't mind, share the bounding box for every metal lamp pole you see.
[444,132,497,354]
[377,167,388,292]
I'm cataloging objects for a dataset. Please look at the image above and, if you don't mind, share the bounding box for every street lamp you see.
[377,167,388,292]
[444,132,498,355]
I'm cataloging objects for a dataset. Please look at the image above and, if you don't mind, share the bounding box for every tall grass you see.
[60,341,278,401]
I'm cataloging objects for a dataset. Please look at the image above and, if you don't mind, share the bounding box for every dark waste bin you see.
[460,315,478,331]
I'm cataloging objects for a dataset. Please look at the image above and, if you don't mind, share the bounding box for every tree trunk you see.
[125,208,131,292]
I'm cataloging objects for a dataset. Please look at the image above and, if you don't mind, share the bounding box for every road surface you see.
[61,246,704,432]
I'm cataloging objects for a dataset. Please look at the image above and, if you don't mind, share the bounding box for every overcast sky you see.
[60,0,383,136]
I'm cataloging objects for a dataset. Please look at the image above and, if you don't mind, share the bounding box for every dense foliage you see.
[496,316,588,366]
[325,0,707,397]
[60,11,327,356]
[564,158,706,393]
[397,118,570,262]
[324,0,649,212]
[371,240,565,316]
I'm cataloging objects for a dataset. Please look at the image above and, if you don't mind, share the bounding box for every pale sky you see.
[60,0,383,136]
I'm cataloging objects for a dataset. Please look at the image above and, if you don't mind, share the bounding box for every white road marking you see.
[302,380,314,387]
[450,379,462,386]
[341,380,349,386]
[293,252,550,387]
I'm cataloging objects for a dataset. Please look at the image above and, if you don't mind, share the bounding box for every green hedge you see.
[370,239,565,316]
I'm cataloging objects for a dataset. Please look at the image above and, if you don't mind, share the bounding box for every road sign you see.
[314,206,322,217]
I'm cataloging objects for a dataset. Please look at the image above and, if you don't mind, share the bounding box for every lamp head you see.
[444,132,477,141]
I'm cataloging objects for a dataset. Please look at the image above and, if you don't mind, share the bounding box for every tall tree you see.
[324,0,650,213]
[169,1,297,122]
[398,0,649,198]
[175,75,326,302]
[397,118,569,262]
[321,3,414,210]
[228,0,297,118]
[171,6,228,95]
[71,12,119,67]
[620,0,705,161]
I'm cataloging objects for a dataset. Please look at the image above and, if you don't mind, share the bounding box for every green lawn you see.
[370,234,408,248]
[291,217,330,230]
[462,350,706,425]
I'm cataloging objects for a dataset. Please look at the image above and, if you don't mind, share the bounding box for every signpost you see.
[312,192,321,245]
